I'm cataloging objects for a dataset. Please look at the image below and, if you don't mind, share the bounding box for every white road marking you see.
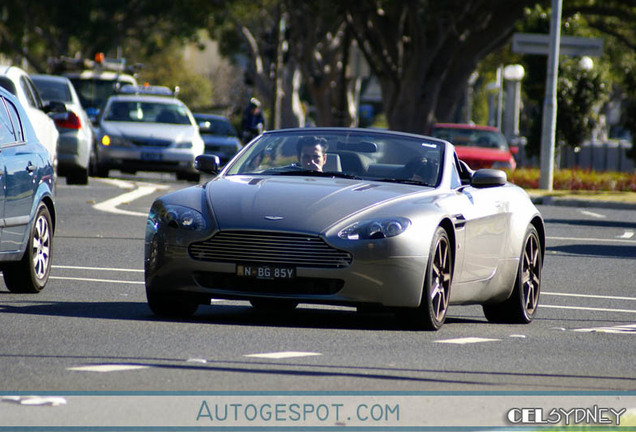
[92,179,169,217]
[435,337,500,344]
[53,265,143,273]
[618,231,635,239]
[541,304,636,314]
[547,235,636,244]
[245,352,322,359]
[2,396,67,406]
[573,324,636,334]
[93,185,158,217]
[543,291,636,301]
[50,276,144,285]
[579,209,606,219]
[67,365,149,372]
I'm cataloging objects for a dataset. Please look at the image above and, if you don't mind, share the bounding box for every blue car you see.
[0,86,56,292]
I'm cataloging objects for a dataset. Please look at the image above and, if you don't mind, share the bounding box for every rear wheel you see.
[146,291,199,318]
[66,167,89,185]
[483,225,542,324]
[3,205,53,293]
[399,227,452,330]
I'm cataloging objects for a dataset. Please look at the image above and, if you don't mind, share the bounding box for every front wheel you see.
[3,204,53,293]
[483,225,542,324]
[398,227,453,330]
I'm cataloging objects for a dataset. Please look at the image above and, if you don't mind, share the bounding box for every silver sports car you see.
[145,128,545,330]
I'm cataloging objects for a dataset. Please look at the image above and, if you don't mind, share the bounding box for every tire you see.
[3,205,53,293]
[250,299,298,312]
[146,291,199,318]
[399,227,452,330]
[66,168,89,185]
[483,225,542,324]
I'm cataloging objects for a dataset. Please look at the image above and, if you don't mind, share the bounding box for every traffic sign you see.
[513,33,604,57]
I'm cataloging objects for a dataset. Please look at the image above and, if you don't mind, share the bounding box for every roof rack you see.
[48,53,142,75]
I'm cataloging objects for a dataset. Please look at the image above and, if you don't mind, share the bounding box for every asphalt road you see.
[1,173,635,395]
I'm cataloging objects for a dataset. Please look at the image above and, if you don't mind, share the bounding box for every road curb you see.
[530,195,636,210]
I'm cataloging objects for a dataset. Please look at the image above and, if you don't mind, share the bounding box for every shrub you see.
[508,168,636,192]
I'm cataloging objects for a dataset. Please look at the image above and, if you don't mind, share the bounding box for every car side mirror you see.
[195,154,220,175]
[471,169,507,188]
[44,101,67,114]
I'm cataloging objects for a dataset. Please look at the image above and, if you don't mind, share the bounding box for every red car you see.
[430,123,517,171]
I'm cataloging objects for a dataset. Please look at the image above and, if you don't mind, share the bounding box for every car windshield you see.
[224,129,444,187]
[431,127,508,151]
[32,79,72,103]
[69,78,133,110]
[104,101,192,124]
[195,116,237,137]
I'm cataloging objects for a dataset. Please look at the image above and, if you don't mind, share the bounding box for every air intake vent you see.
[189,231,352,268]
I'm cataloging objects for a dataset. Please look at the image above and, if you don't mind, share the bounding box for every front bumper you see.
[145,238,427,308]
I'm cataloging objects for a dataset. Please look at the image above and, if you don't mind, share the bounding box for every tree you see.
[341,0,540,133]
[0,0,222,72]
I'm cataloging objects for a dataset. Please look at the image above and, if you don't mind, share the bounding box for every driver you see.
[297,136,328,172]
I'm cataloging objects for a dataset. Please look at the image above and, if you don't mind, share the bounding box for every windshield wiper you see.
[376,178,431,186]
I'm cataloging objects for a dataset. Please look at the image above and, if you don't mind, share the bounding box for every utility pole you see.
[539,0,562,190]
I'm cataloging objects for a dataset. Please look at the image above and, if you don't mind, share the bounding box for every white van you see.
[64,70,137,122]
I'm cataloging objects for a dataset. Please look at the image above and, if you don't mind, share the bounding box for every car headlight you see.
[175,141,193,149]
[154,204,207,231]
[101,134,132,147]
[338,217,411,240]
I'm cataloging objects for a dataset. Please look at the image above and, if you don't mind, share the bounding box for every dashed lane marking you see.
[435,337,500,344]
[541,304,636,314]
[50,276,144,285]
[573,324,636,334]
[579,209,606,219]
[52,265,143,273]
[67,365,149,372]
[244,352,322,359]
[543,291,636,301]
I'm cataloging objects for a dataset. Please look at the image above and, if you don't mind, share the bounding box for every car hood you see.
[102,121,198,141]
[206,176,425,233]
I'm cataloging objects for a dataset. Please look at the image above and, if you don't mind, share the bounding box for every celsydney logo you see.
[507,406,627,425]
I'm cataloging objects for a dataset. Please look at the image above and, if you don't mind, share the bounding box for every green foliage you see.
[556,58,608,148]
[135,43,213,110]
[509,168,636,191]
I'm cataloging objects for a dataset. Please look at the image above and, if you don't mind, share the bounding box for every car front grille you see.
[189,231,352,268]
[131,138,172,147]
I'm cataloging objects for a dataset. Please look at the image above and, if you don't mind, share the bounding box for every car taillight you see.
[54,112,82,129]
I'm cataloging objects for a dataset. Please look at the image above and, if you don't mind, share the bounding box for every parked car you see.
[0,65,61,176]
[0,86,56,293]
[193,113,242,165]
[32,74,94,185]
[93,85,204,181]
[145,127,545,330]
[430,123,517,170]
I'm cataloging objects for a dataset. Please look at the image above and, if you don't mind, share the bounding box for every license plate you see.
[237,264,295,280]
[141,152,162,161]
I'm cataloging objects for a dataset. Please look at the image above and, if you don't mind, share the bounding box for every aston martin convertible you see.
[144,128,545,330]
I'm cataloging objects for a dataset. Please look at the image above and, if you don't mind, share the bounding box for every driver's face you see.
[299,144,327,171]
